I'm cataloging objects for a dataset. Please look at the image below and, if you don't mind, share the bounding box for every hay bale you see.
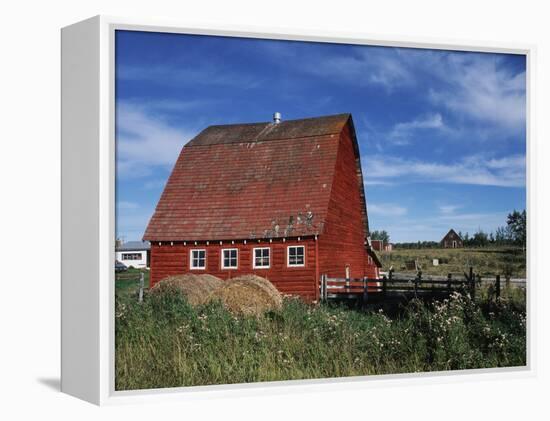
[150,274,223,306]
[208,275,283,316]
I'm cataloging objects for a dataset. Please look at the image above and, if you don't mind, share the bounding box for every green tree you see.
[507,209,527,247]
[472,229,489,247]
[370,230,390,243]
[495,225,513,245]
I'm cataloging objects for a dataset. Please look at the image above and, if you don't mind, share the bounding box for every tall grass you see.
[115,289,526,391]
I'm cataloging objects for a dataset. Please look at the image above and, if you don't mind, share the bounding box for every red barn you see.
[143,113,381,301]
[371,239,384,251]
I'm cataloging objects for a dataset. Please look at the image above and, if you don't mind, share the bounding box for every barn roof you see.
[367,248,382,268]
[143,113,362,242]
[441,229,461,241]
[187,113,350,146]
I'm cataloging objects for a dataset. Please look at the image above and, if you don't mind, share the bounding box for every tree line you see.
[459,210,526,248]
[372,209,526,249]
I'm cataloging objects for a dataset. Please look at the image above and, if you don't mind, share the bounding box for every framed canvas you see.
[61,15,533,405]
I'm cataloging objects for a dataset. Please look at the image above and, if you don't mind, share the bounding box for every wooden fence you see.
[320,267,509,303]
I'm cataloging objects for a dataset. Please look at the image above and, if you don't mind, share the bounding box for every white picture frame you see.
[61,15,535,406]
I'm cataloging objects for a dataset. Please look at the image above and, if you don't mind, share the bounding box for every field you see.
[115,272,526,391]
[379,247,526,278]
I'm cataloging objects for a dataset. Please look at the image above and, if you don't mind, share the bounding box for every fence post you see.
[447,273,452,294]
[382,274,387,300]
[387,268,393,300]
[414,270,421,296]
[138,272,144,303]
[319,274,323,302]
[495,274,501,299]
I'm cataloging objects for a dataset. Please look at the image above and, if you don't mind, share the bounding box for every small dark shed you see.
[440,229,463,248]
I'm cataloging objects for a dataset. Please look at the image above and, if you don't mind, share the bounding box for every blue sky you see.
[115,30,526,243]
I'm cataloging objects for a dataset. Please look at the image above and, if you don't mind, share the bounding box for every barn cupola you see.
[273,112,282,124]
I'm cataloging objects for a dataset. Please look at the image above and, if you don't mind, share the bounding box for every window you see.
[221,248,238,269]
[121,252,142,260]
[190,249,206,269]
[287,245,305,267]
[253,247,270,268]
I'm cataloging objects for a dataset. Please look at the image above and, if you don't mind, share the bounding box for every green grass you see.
[115,268,149,299]
[379,247,526,278]
[115,286,526,391]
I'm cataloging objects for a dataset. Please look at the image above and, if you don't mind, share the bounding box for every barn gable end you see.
[317,122,375,280]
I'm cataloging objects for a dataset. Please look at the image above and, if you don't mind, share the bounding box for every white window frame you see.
[121,252,142,261]
[253,247,270,269]
[287,245,305,267]
[190,249,206,270]
[221,248,238,269]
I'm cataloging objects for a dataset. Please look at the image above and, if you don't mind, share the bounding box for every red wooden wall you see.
[149,237,319,301]
[317,125,379,280]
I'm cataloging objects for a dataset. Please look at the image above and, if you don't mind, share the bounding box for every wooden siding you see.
[441,229,464,248]
[149,237,319,301]
[318,125,379,280]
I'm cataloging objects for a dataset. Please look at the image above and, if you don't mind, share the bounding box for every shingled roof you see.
[143,113,361,242]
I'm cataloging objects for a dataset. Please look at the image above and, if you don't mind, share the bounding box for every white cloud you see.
[116,201,139,210]
[393,113,444,131]
[116,102,197,178]
[428,54,526,131]
[364,179,394,186]
[438,204,461,215]
[299,47,414,91]
[288,46,525,132]
[389,113,445,144]
[368,203,407,216]
[364,153,525,188]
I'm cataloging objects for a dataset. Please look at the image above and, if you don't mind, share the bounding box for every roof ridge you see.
[206,112,350,130]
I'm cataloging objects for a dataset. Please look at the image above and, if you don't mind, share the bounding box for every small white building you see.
[115,240,150,269]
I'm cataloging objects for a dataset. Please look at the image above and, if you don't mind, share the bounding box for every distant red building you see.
[144,113,381,301]
[371,239,393,252]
